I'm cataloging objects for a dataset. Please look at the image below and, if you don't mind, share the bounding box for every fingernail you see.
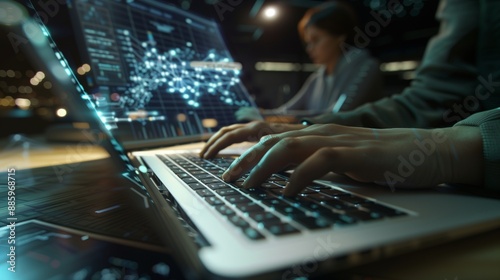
[222,171,230,181]
[242,180,250,189]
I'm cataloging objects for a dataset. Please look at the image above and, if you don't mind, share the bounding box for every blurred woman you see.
[236,0,385,122]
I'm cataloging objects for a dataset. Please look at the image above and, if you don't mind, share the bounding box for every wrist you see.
[443,126,483,186]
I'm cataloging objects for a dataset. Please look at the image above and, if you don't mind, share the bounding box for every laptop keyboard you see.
[156,154,407,241]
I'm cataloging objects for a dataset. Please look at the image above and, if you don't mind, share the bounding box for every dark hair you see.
[298,1,358,45]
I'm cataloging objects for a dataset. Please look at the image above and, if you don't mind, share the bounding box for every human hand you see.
[220,124,482,196]
[199,121,305,159]
[235,107,264,121]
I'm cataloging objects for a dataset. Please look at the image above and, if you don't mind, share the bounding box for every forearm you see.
[443,126,483,186]
[454,108,500,191]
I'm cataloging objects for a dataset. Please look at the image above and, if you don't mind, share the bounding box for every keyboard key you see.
[207,183,229,190]
[319,199,355,211]
[243,227,265,240]
[269,188,285,196]
[264,223,300,236]
[232,180,245,188]
[235,202,264,213]
[205,196,224,206]
[215,205,235,216]
[196,189,214,197]
[215,188,239,196]
[181,177,198,184]
[228,216,250,228]
[225,195,252,205]
[201,178,222,184]
[193,174,216,180]
[243,189,274,200]
[294,216,334,229]
[187,183,206,190]
[248,212,281,224]
[271,180,287,186]
[261,199,289,209]
[260,182,282,189]
[273,204,307,218]
[308,184,331,190]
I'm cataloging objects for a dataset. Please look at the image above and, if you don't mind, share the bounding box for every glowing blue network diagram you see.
[117,30,247,111]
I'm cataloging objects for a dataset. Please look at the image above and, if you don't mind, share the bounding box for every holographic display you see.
[69,0,252,142]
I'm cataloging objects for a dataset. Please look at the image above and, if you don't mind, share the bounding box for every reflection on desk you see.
[0,137,185,279]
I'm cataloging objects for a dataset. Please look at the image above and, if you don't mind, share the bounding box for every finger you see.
[243,136,340,189]
[284,147,355,196]
[199,124,246,158]
[223,129,331,182]
[222,134,280,181]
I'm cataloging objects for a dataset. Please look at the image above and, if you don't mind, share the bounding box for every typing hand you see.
[220,124,482,196]
[199,121,304,159]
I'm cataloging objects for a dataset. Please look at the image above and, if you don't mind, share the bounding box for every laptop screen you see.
[41,0,255,149]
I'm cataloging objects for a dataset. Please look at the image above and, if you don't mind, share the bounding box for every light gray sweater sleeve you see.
[454,108,500,191]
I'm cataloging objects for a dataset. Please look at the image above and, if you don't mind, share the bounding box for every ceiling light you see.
[263,7,278,19]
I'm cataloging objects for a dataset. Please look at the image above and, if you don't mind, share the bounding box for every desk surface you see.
[1,135,499,280]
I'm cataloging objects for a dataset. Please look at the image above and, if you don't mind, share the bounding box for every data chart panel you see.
[69,0,252,142]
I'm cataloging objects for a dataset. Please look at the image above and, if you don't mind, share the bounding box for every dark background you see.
[0,0,440,136]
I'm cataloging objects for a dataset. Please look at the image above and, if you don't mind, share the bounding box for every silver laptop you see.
[25,0,500,278]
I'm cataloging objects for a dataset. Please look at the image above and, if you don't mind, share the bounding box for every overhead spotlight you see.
[263,6,278,19]
[56,108,67,117]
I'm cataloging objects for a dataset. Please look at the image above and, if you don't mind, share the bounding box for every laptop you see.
[19,0,500,278]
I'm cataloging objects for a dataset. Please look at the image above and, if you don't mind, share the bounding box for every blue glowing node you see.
[117,34,250,111]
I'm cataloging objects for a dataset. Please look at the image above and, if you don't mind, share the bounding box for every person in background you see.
[201,0,500,195]
[235,0,385,122]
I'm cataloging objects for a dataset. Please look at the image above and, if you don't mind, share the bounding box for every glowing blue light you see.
[118,41,249,110]
[138,165,148,173]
